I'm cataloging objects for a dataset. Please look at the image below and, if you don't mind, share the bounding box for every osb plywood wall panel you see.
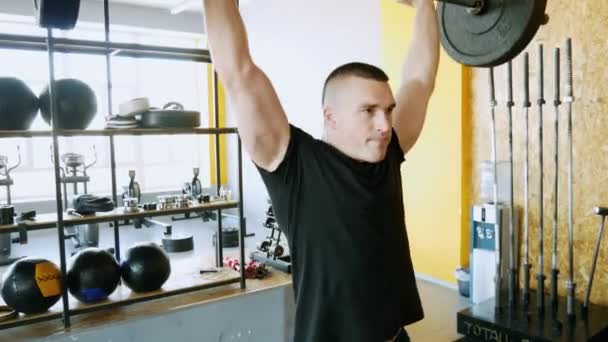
[469,0,608,305]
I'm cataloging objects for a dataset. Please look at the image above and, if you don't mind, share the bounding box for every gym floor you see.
[408,279,470,341]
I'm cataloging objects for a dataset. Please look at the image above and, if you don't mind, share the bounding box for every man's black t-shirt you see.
[257,125,424,342]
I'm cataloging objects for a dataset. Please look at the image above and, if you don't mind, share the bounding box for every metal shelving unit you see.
[0,33,212,62]
[0,200,239,233]
[0,127,239,138]
[0,0,246,331]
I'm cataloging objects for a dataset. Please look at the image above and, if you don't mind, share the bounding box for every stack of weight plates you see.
[106,98,201,129]
[105,98,150,129]
[105,115,139,129]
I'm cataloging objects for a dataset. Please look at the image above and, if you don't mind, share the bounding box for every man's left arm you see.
[392,0,440,155]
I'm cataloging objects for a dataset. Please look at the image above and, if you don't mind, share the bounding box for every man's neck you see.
[322,134,367,163]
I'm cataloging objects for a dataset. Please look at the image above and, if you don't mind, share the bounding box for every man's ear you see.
[323,106,337,129]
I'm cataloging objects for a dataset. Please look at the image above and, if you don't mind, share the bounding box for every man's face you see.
[324,76,396,163]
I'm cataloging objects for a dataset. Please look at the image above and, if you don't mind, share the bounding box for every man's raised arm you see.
[202,0,290,171]
[392,0,440,155]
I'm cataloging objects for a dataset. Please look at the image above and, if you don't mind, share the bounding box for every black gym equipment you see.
[66,248,120,303]
[213,227,240,248]
[183,168,203,199]
[172,167,215,222]
[120,242,171,293]
[53,147,112,254]
[0,149,28,266]
[0,206,13,226]
[0,146,21,205]
[39,78,98,130]
[251,201,291,273]
[141,102,201,129]
[161,232,195,253]
[115,170,195,253]
[0,78,40,131]
[122,170,141,204]
[0,205,27,266]
[34,0,81,30]
[437,0,548,67]
[0,258,62,314]
[57,147,98,209]
[73,194,114,215]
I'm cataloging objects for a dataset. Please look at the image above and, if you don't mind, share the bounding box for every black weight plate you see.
[141,110,201,128]
[438,0,547,67]
[162,234,194,253]
[35,0,81,30]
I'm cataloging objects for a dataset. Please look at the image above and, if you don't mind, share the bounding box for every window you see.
[0,15,213,204]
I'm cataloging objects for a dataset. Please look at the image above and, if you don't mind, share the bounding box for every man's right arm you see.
[202,0,290,172]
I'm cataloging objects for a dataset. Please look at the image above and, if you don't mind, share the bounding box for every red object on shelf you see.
[223,256,269,279]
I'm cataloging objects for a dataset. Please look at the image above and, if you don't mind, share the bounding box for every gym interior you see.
[0,0,606,341]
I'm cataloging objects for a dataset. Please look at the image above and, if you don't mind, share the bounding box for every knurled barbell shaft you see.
[436,0,482,8]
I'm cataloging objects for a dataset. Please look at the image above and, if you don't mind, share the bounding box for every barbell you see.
[435,0,548,67]
[34,0,548,68]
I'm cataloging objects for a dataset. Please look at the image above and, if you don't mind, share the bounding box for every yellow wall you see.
[380,1,466,284]
[207,65,228,185]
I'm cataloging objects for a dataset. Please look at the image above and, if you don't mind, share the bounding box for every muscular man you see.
[202,1,439,341]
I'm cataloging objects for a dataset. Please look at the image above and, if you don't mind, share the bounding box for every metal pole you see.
[238,136,245,288]
[550,47,561,314]
[213,70,224,267]
[522,52,532,306]
[103,0,121,261]
[583,207,608,312]
[506,60,516,307]
[46,28,71,329]
[583,208,607,311]
[564,38,576,319]
[5,183,10,205]
[489,67,502,312]
[536,43,546,314]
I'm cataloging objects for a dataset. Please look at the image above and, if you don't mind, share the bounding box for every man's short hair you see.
[322,62,389,105]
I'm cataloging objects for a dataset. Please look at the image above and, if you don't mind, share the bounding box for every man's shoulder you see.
[287,124,317,144]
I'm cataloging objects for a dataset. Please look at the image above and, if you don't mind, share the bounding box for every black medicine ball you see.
[0,258,62,314]
[121,242,171,293]
[0,77,39,130]
[39,78,97,130]
[67,248,120,303]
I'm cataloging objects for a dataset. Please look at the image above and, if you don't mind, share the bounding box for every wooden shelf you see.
[0,200,239,233]
[0,263,241,330]
[0,127,238,138]
[0,309,61,331]
[69,267,241,317]
[2,270,292,340]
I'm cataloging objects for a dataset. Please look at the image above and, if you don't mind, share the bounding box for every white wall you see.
[225,0,382,236]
